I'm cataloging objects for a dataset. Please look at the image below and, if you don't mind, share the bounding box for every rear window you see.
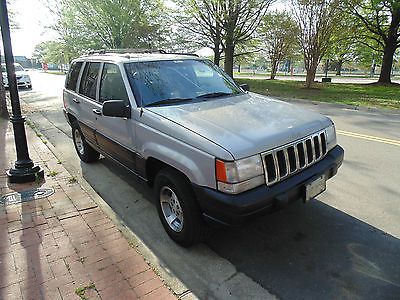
[65,62,83,91]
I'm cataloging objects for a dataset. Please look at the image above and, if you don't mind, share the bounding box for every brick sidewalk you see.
[0,119,176,299]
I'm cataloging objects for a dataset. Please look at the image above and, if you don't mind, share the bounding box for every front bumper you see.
[18,81,30,86]
[193,145,344,225]
[3,79,31,88]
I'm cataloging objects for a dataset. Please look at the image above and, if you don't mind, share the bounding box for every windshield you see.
[15,64,24,71]
[124,59,242,107]
[2,64,24,72]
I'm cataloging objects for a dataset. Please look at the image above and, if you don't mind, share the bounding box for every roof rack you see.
[165,52,199,57]
[86,49,198,57]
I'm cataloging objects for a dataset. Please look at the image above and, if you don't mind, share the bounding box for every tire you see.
[154,168,207,247]
[71,121,100,163]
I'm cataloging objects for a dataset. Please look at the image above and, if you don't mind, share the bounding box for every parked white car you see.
[2,63,32,89]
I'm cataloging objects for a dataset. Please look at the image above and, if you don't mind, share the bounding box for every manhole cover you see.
[0,188,55,205]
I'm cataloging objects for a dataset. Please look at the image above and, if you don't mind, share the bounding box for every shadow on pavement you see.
[82,153,400,300]
[206,200,400,300]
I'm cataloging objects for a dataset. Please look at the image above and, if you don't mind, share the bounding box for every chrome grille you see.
[262,129,327,186]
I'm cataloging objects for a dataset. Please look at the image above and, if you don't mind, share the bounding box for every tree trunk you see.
[305,64,317,88]
[224,44,234,78]
[270,59,278,80]
[336,59,343,76]
[0,53,9,119]
[214,23,221,66]
[378,42,396,83]
[238,64,241,73]
[213,47,221,66]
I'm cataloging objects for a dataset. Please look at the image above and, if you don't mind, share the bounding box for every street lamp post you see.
[322,58,331,83]
[0,0,44,183]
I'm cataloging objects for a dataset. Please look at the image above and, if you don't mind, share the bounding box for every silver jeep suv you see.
[63,50,344,246]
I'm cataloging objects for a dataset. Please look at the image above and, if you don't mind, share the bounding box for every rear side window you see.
[99,63,129,103]
[79,62,101,100]
[65,62,83,91]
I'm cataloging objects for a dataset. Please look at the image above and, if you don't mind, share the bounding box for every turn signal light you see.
[215,159,227,182]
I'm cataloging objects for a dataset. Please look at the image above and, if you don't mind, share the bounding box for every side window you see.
[65,62,83,91]
[79,62,101,100]
[99,63,129,103]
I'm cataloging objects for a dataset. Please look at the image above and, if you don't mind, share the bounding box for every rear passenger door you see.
[64,61,83,119]
[76,62,102,147]
[95,63,137,170]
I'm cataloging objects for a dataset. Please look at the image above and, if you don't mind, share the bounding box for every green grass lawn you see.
[236,78,400,110]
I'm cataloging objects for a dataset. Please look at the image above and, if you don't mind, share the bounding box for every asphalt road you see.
[17,70,400,299]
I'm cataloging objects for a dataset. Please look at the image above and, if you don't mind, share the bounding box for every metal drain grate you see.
[0,188,55,205]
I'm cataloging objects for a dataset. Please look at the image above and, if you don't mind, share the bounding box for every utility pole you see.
[0,0,44,183]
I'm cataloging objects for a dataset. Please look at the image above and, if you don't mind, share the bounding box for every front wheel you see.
[154,168,207,247]
[72,121,99,163]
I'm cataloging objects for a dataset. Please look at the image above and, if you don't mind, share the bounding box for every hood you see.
[146,93,332,159]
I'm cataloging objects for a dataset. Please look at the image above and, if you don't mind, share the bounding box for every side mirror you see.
[239,83,250,92]
[102,100,131,118]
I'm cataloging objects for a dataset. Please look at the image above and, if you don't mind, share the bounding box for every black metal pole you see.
[1,0,43,183]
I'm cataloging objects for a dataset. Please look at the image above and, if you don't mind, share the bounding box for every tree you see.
[259,10,299,79]
[174,0,224,65]
[330,44,354,75]
[32,41,70,65]
[325,15,358,76]
[175,0,272,76]
[219,0,273,77]
[233,41,262,72]
[343,0,400,83]
[353,42,383,73]
[291,0,342,88]
[45,0,167,61]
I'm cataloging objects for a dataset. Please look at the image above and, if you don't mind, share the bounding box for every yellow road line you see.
[336,130,400,147]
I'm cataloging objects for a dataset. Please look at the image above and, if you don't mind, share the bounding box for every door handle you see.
[92,108,102,115]
[72,98,80,104]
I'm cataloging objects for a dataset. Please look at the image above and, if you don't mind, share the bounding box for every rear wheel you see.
[72,121,99,163]
[154,168,207,247]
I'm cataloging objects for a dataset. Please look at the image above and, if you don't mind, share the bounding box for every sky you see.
[6,0,57,57]
[4,0,286,59]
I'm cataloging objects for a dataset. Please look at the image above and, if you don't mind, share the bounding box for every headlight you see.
[216,155,264,194]
[325,123,337,152]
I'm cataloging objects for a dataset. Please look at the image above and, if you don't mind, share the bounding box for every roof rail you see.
[86,49,198,57]
[166,52,199,57]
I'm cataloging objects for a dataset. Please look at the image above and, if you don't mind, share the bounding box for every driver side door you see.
[95,63,137,171]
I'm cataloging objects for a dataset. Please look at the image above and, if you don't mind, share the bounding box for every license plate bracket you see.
[304,174,326,203]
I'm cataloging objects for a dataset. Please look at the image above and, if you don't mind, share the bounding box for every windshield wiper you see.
[145,97,193,107]
[196,92,232,99]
